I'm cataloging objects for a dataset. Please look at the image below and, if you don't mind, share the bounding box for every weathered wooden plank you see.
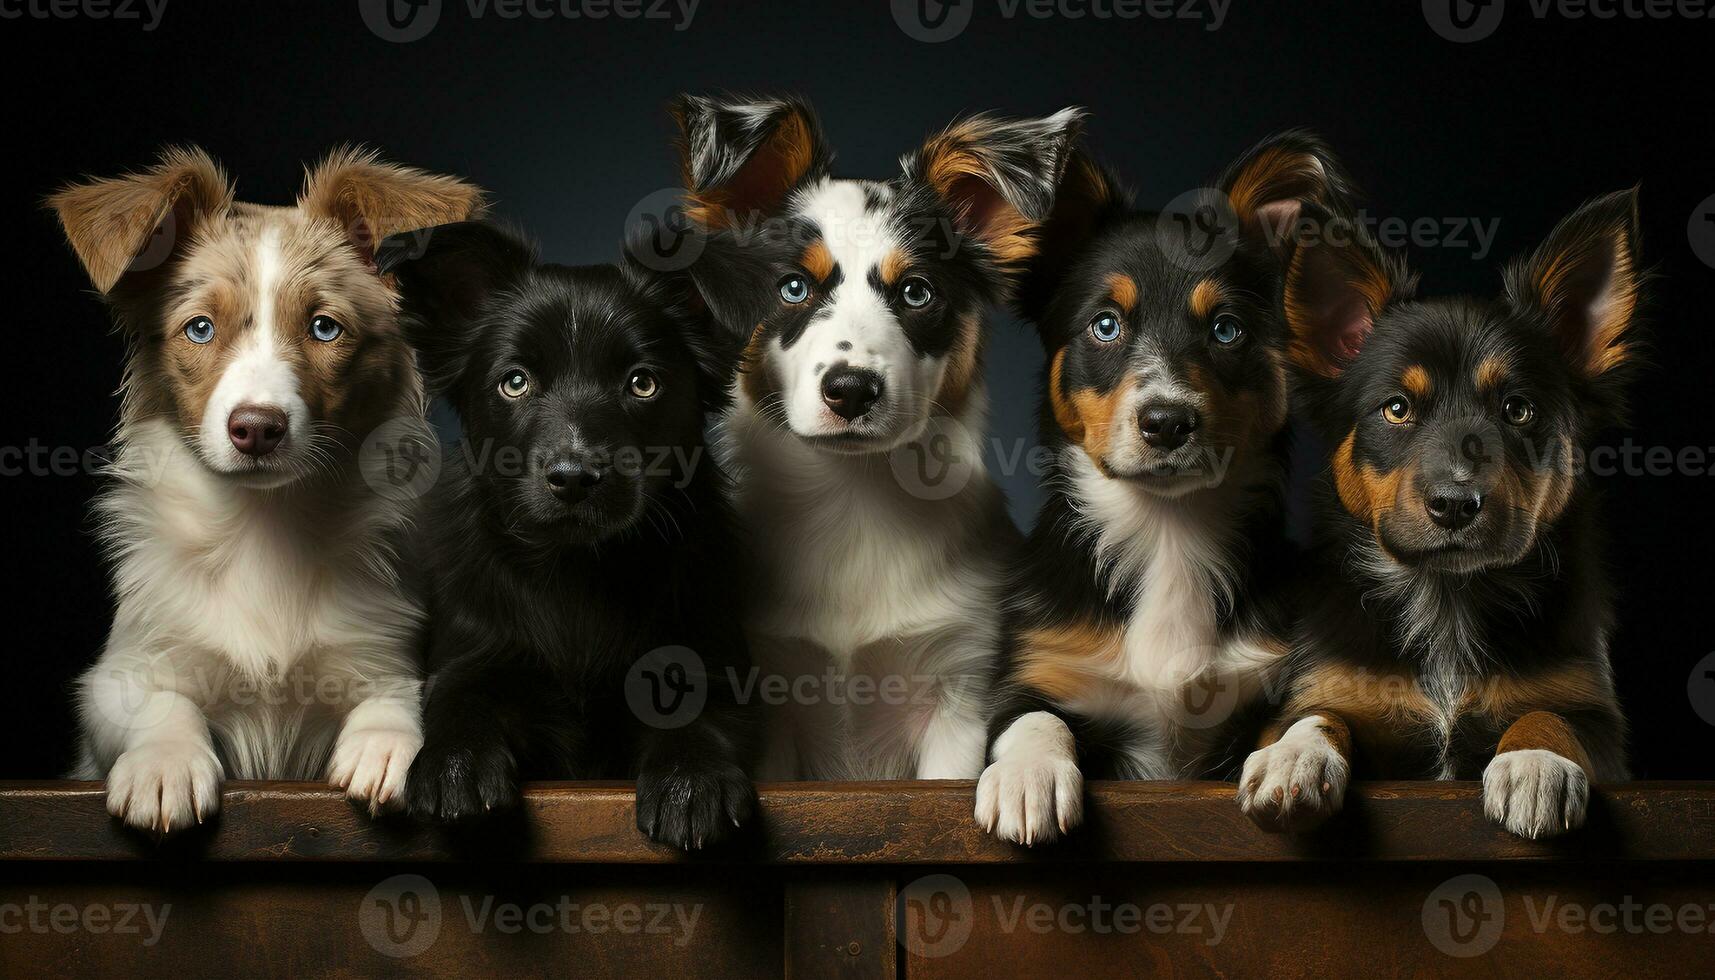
[784,874,897,979]
[2,781,1712,864]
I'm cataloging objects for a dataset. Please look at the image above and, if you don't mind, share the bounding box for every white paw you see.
[1238,716,1349,832]
[1483,749,1588,839]
[329,725,422,814]
[974,713,1083,846]
[106,740,223,835]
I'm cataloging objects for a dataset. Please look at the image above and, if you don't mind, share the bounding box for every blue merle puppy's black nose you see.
[821,366,884,421]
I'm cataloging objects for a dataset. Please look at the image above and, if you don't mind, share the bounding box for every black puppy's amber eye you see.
[499,370,530,399]
[627,369,659,399]
[1383,395,1414,424]
[1503,395,1536,427]
[1090,311,1122,343]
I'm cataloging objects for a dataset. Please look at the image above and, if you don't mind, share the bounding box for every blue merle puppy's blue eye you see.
[183,316,215,345]
[901,276,934,309]
[310,315,344,343]
[779,274,810,304]
[1090,311,1122,343]
[1211,314,1243,346]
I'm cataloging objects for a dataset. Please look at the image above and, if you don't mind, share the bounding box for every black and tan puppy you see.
[1239,190,1640,839]
[383,222,759,849]
[977,134,1353,844]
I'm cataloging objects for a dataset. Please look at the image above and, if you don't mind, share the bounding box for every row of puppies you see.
[49,96,1635,849]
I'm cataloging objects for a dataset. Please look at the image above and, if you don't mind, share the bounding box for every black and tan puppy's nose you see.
[1139,404,1200,451]
[545,459,605,504]
[1426,486,1484,531]
[821,366,884,422]
[228,405,288,457]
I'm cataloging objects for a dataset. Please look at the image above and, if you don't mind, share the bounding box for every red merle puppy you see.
[1239,190,1640,839]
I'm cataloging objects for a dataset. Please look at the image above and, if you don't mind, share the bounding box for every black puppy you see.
[382,221,757,849]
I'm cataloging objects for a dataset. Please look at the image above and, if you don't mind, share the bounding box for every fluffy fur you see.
[1239,189,1640,839]
[672,94,1083,779]
[49,146,482,833]
[977,134,1353,844]
[383,222,758,850]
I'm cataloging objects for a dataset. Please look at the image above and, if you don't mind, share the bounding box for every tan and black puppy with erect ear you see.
[49,147,482,833]
[1239,189,1641,839]
[977,132,1355,845]
[670,94,1083,780]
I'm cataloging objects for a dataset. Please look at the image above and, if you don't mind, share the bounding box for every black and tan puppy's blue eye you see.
[183,315,215,345]
[1503,395,1536,426]
[309,315,344,342]
[1211,314,1243,346]
[499,369,530,399]
[1383,395,1413,424]
[627,369,660,399]
[901,276,934,309]
[1090,311,1122,343]
[779,274,810,304]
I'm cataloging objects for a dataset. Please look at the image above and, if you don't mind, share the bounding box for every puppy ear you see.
[1016,148,1130,324]
[1282,203,1413,379]
[1505,188,1643,381]
[300,146,485,271]
[46,145,234,294]
[619,237,758,411]
[672,93,831,229]
[906,107,1087,275]
[1219,130,1357,257]
[378,221,535,392]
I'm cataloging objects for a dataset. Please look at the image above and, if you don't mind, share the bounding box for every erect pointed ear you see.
[1219,130,1357,257]
[1283,203,1414,379]
[1016,149,1131,324]
[1505,188,1643,380]
[377,221,534,392]
[907,107,1086,274]
[672,93,831,230]
[46,146,234,294]
[300,146,485,271]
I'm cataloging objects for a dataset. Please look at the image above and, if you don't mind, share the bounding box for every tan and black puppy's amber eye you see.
[1383,395,1414,424]
[1503,395,1536,426]
[499,369,530,399]
[627,369,660,399]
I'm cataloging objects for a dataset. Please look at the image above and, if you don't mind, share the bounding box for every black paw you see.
[405,739,519,824]
[636,762,754,850]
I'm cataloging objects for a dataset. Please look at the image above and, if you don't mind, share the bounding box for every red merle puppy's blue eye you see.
[184,316,215,345]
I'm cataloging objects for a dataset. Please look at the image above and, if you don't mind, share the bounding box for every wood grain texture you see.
[2,781,1713,864]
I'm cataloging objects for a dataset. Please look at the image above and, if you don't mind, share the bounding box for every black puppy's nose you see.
[545,459,606,504]
[821,366,884,422]
[1139,404,1200,451]
[1426,485,1484,531]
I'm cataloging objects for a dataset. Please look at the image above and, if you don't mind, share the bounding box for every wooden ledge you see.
[1,780,1711,864]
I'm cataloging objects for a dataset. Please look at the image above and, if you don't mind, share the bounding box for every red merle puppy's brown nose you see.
[821,366,884,421]
[227,405,288,457]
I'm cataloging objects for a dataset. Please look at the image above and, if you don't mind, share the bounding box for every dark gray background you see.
[3,0,1710,776]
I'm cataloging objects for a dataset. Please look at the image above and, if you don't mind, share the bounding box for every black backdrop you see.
[2,1,1709,777]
